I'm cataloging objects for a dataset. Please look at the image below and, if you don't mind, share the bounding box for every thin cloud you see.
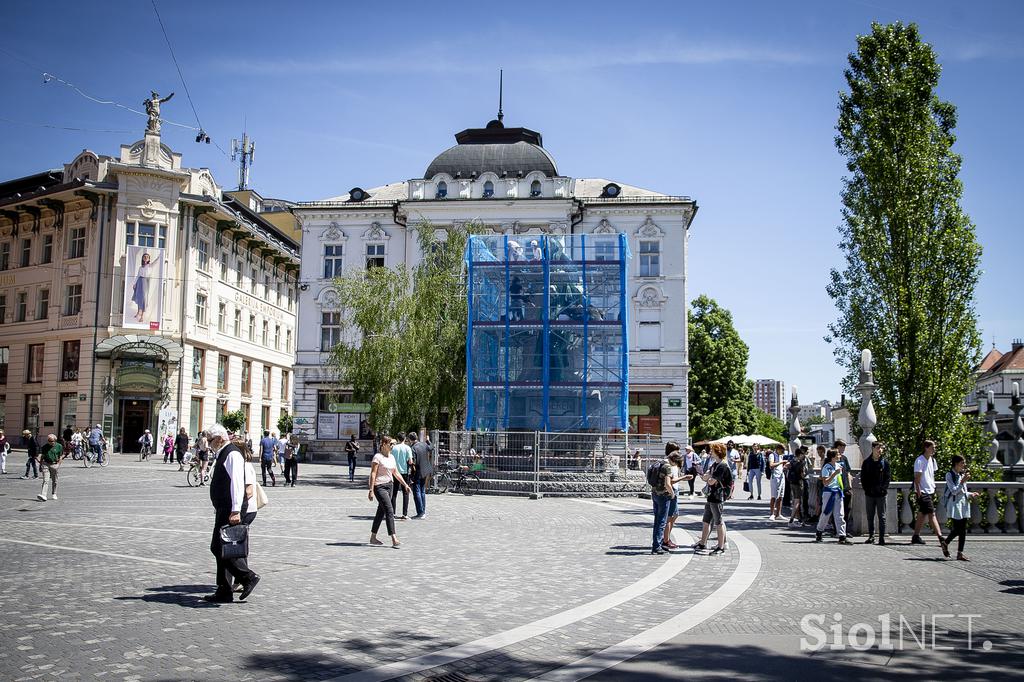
[210,41,816,77]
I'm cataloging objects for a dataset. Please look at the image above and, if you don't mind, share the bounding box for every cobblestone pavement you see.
[0,458,1020,681]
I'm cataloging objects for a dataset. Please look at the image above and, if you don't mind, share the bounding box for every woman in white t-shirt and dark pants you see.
[369,436,411,548]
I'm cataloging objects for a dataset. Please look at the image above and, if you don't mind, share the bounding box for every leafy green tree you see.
[328,221,478,436]
[277,412,293,436]
[220,409,246,434]
[688,295,783,442]
[827,22,984,478]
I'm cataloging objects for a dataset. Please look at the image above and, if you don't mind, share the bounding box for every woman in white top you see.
[369,436,411,548]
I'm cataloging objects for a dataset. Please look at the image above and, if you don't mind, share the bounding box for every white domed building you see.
[292,116,696,457]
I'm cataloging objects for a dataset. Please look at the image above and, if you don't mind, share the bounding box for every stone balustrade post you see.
[1010,382,1024,470]
[886,487,900,533]
[986,488,1000,532]
[985,390,1002,469]
[1005,489,1020,534]
[970,495,983,533]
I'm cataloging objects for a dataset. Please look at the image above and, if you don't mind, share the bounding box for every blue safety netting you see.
[465,233,630,432]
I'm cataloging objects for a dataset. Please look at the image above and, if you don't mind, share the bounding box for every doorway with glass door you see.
[119,398,153,453]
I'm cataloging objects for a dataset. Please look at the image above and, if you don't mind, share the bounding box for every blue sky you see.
[2,0,1021,406]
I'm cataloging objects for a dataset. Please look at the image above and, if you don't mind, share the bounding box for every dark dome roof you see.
[424,123,558,179]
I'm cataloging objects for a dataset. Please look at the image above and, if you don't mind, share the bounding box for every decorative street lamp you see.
[856,349,878,456]
[788,385,801,456]
[986,389,1002,469]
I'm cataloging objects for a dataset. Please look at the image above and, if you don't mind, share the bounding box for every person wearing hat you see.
[0,429,8,474]
[21,429,39,478]
[37,434,65,501]
[683,444,700,495]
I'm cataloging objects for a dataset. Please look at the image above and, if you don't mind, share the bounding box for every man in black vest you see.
[205,423,259,603]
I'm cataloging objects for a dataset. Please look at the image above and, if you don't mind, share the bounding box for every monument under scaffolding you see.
[465,233,630,432]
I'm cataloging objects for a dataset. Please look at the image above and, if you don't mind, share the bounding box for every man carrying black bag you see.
[205,423,260,604]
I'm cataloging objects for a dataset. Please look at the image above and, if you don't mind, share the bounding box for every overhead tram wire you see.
[0,45,228,156]
[150,0,228,157]
[0,117,135,134]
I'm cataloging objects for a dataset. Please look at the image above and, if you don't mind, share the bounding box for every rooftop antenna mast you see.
[231,129,255,190]
[497,69,504,122]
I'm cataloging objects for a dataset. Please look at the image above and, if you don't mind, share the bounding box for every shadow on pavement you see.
[113,583,219,609]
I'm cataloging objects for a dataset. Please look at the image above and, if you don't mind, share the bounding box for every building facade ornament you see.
[593,218,617,234]
[360,222,389,241]
[634,285,666,308]
[322,221,347,242]
[636,215,665,238]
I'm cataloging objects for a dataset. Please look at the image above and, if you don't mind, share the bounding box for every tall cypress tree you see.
[827,22,983,477]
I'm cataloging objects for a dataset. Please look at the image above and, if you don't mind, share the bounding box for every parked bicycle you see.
[433,458,481,495]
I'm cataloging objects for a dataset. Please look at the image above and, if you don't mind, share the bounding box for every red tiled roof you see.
[977,348,1003,372]
[984,346,1024,374]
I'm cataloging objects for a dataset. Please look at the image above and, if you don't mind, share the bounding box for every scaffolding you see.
[465,233,630,432]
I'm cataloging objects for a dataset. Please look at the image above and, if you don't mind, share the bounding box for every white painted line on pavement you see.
[325,509,695,682]
[531,512,763,681]
[0,537,191,567]
[0,518,349,542]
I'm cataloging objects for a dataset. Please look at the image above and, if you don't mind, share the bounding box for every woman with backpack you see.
[694,443,732,554]
[942,455,978,561]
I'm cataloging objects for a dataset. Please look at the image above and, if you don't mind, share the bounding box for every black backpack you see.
[646,461,664,488]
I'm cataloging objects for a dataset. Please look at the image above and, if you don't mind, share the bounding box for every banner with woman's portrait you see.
[123,245,165,330]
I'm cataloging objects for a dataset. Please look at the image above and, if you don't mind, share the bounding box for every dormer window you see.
[483,180,494,198]
[436,181,447,199]
[602,183,621,198]
[530,180,542,197]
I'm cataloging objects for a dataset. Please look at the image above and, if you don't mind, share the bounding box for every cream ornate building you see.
[0,124,298,451]
[292,117,696,456]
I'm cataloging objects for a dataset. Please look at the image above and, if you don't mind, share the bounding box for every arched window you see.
[436,181,447,199]
[483,180,494,198]
[530,179,542,197]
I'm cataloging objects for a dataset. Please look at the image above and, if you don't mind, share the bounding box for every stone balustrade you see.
[806,477,1023,536]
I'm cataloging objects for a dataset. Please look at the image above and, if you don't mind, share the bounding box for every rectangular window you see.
[262,320,269,346]
[24,394,41,430]
[594,238,617,262]
[59,392,77,431]
[264,274,271,299]
[15,292,26,322]
[365,243,385,269]
[638,320,661,350]
[192,348,206,386]
[190,397,204,436]
[639,240,660,277]
[274,324,280,350]
[42,235,53,264]
[287,286,294,312]
[321,312,341,351]
[286,329,292,352]
[217,354,228,391]
[0,243,9,271]
[37,289,49,320]
[19,238,31,267]
[236,260,243,287]
[195,293,208,326]
[68,227,85,259]
[261,405,271,432]
[217,399,227,418]
[0,394,6,429]
[241,402,251,432]
[0,295,6,324]
[0,347,8,384]
[218,302,226,333]
[250,268,258,294]
[281,369,289,401]
[262,365,272,398]
[241,360,252,395]
[220,257,228,281]
[324,244,344,278]
[27,343,45,382]
[276,283,282,306]
[233,309,241,337]
[64,284,82,316]
[197,239,210,271]
[129,223,165,248]
[628,391,663,436]
[61,340,80,381]
[248,315,256,342]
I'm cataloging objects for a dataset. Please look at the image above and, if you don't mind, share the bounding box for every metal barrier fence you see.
[432,430,683,496]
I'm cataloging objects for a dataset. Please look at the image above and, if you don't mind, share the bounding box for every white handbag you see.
[253,481,269,510]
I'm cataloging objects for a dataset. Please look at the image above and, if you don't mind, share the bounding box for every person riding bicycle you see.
[71,428,85,462]
[195,430,210,485]
[88,424,106,465]
[138,430,154,458]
